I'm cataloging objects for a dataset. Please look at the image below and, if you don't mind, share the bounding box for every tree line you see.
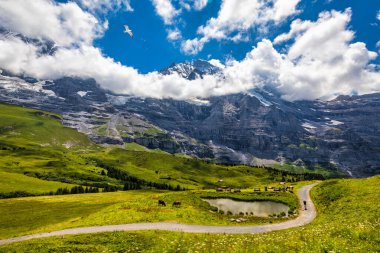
[52,185,100,195]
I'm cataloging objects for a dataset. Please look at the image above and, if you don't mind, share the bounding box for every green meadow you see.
[0,189,300,239]
[1,176,378,252]
[0,171,75,194]
[1,103,378,252]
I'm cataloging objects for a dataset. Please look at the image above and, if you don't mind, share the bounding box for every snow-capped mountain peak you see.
[160,60,220,80]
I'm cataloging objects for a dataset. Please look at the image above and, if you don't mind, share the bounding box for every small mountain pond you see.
[203,198,289,217]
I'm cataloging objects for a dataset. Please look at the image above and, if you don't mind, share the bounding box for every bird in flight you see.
[124,25,133,38]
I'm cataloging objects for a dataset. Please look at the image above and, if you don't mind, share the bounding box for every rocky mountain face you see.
[0,60,379,177]
[160,60,220,80]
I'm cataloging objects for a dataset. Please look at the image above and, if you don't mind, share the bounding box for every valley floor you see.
[0,184,316,246]
[0,187,301,240]
[0,104,379,252]
[0,177,378,252]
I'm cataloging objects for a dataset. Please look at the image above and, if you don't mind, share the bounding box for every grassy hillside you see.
[85,148,280,189]
[0,171,76,195]
[0,103,315,196]
[0,103,98,195]
[0,103,90,148]
[1,176,378,252]
[0,189,299,240]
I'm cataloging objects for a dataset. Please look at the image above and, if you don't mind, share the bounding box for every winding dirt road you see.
[0,184,317,245]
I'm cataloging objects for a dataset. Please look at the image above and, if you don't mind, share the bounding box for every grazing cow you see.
[172,201,181,207]
[158,200,166,206]
[233,188,241,193]
[216,188,223,192]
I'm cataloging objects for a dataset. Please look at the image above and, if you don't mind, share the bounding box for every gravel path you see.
[0,184,317,245]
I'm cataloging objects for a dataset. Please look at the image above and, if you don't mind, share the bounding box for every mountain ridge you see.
[0,60,379,177]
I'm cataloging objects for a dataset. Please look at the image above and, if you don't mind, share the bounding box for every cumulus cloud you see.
[271,9,380,100]
[181,0,301,55]
[167,28,182,41]
[208,59,225,69]
[179,0,208,11]
[180,38,208,55]
[194,0,209,11]
[151,0,180,25]
[0,2,379,102]
[377,10,380,21]
[0,0,104,47]
[273,19,313,44]
[76,0,133,14]
[0,36,240,99]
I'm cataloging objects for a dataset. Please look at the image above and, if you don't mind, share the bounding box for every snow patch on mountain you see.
[187,98,210,106]
[246,90,273,107]
[77,91,89,97]
[328,120,344,126]
[0,74,57,97]
[302,122,317,133]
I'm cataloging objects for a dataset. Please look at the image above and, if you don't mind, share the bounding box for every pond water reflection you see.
[203,198,289,217]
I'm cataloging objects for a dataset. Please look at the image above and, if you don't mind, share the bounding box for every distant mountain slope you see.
[1,103,309,197]
[0,59,379,177]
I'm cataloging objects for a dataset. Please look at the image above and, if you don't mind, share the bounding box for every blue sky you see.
[0,0,379,101]
[87,0,380,73]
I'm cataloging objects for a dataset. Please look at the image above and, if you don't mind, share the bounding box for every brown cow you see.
[172,201,181,207]
[158,200,166,206]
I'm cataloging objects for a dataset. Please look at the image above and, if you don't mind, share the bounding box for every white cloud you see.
[180,38,208,55]
[76,0,133,14]
[271,9,380,100]
[179,0,208,11]
[377,10,380,21]
[179,0,191,11]
[0,0,103,47]
[181,0,301,54]
[194,0,209,10]
[0,5,379,102]
[151,0,180,25]
[280,9,354,61]
[205,0,301,36]
[0,36,238,99]
[271,0,301,23]
[167,28,182,41]
[208,59,225,69]
[274,19,313,44]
